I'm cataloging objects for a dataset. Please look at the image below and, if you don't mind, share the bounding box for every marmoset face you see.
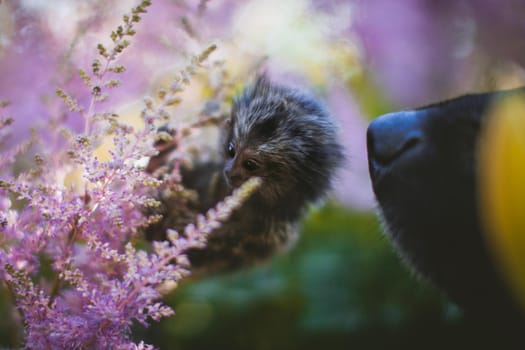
[222,75,343,210]
[222,105,282,189]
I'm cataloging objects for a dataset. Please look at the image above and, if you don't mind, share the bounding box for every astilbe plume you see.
[0,1,258,348]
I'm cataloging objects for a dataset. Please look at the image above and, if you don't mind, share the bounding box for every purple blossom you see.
[2,0,523,347]
[351,0,525,108]
[0,1,259,348]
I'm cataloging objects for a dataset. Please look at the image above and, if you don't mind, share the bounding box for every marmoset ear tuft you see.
[252,73,272,97]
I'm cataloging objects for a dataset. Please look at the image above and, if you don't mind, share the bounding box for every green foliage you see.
[136,204,467,349]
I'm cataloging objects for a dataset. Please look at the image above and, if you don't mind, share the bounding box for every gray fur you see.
[223,74,344,218]
[148,74,344,276]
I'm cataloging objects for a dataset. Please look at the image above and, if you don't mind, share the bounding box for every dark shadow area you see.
[136,204,513,350]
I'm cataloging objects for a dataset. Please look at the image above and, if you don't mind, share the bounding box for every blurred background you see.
[1,0,525,348]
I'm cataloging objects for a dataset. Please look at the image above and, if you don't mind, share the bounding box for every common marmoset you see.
[367,88,525,331]
[147,75,344,276]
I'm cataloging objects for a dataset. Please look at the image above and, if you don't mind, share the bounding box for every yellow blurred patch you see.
[479,93,525,311]
[230,0,360,83]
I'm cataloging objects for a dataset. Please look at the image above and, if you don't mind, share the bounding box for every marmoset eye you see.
[243,159,258,171]
[227,142,235,158]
